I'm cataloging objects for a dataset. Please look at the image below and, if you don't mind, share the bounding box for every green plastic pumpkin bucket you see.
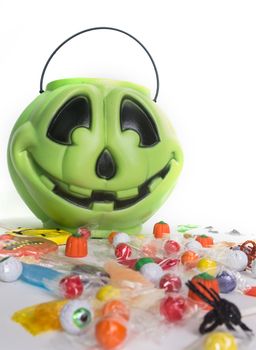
[7,27,183,237]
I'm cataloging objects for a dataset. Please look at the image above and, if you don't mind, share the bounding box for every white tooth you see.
[117,187,139,199]
[40,175,55,190]
[69,185,92,197]
[92,202,114,212]
[148,177,162,192]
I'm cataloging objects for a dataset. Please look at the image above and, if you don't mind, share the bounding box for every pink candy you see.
[160,295,187,322]
[159,273,182,293]
[163,240,180,255]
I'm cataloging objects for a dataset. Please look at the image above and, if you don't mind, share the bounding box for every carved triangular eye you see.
[120,99,160,147]
[47,96,91,145]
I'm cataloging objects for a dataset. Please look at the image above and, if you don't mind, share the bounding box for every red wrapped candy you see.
[159,273,182,293]
[115,243,132,260]
[59,275,84,299]
[163,240,180,255]
[160,295,187,322]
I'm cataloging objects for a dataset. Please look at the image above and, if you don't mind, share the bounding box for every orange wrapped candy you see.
[95,316,127,350]
[102,300,130,321]
[181,250,199,268]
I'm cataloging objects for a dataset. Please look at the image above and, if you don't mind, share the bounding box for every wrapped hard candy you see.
[0,257,23,282]
[59,275,84,299]
[140,262,164,285]
[163,240,180,255]
[185,239,202,251]
[203,331,237,350]
[115,243,132,260]
[159,273,182,293]
[226,250,248,272]
[112,233,131,248]
[217,271,236,293]
[160,295,187,322]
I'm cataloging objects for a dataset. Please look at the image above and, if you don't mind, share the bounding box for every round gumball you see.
[197,258,218,277]
[217,271,237,293]
[96,285,121,302]
[134,257,154,271]
[181,250,199,268]
[159,273,182,293]
[108,232,118,244]
[251,260,256,277]
[102,300,130,321]
[185,239,202,251]
[112,233,131,248]
[0,256,23,282]
[115,243,132,260]
[95,316,127,350]
[160,295,187,322]
[163,240,180,255]
[203,331,237,350]
[140,262,164,284]
[60,300,93,335]
[59,275,84,299]
[226,250,248,272]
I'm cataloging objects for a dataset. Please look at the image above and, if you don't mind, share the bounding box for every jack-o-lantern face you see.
[8,78,183,236]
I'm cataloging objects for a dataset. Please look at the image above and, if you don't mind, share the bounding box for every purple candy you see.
[217,271,237,293]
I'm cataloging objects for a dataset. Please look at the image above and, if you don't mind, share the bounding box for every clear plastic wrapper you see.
[12,299,68,335]
[0,234,58,258]
[39,253,109,280]
[21,263,108,298]
[184,331,253,350]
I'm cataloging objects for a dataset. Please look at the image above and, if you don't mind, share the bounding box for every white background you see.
[1,1,256,349]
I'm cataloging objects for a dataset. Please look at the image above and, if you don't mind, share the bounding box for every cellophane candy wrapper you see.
[20,261,109,297]
[45,272,111,299]
[0,234,58,258]
[57,296,199,350]
[183,331,253,350]
[39,253,107,273]
[12,300,68,335]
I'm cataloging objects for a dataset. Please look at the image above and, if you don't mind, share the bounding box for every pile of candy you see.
[0,222,256,349]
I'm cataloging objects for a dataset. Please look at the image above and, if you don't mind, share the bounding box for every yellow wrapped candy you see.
[197,257,217,277]
[96,285,121,302]
[203,332,237,350]
[12,300,67,335]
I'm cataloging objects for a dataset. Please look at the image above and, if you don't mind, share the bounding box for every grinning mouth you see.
[54,162,171,210]
[30,153,174,211]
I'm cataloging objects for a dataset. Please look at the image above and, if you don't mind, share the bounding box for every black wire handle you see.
[39,26,160,102]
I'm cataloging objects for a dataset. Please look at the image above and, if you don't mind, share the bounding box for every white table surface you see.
[0,217,256,350]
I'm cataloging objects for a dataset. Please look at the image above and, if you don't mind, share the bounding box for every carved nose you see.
[96,149,116,180]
